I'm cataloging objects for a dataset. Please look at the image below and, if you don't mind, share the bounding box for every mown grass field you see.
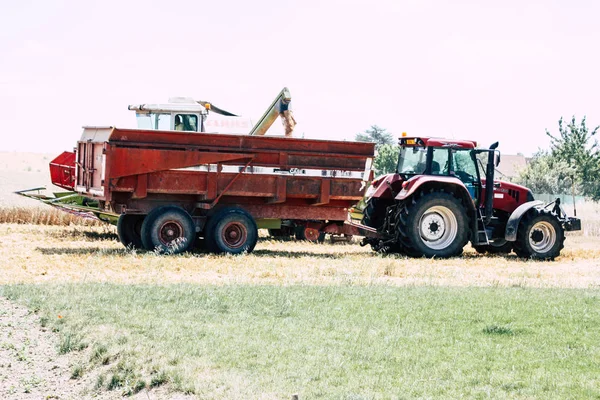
[2,284,600,399]
[0,213,599,398]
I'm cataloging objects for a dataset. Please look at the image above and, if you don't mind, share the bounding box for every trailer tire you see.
[205,208,258,254]
[117,214,145,249]
[141,206,196,254]
[400,190,469,258]
[513,208,564,260]
[295,226,326,243]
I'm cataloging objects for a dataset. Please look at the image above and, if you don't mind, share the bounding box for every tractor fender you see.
[504,200,544,241]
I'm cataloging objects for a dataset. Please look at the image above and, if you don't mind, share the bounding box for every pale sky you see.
[1,0,598,156]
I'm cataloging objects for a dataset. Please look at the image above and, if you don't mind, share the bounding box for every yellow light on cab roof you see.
[402,132,407,137]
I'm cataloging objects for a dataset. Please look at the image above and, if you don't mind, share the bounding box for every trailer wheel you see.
[117,214,145,249]
[513,209,564,260]
[473,239,513,255]
[205,208,258,254]
[400,191,469,258]
[295,226,326,243]
[140,206,196,254]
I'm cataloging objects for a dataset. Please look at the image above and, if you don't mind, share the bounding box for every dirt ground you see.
[0,299,193,399]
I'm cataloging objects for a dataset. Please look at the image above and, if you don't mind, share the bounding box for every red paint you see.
[49,151,76,190]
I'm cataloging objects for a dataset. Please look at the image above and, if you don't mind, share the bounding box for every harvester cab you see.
[127,87,295,137]
[360,136,581,259]
[128,97,243,134]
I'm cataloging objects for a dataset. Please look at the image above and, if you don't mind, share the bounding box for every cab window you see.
[430,148,450,175]
[156,114,171,131]
[451,149,478,183]
[174,114,198,132]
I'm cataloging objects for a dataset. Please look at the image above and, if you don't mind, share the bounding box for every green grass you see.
[2,284,600,399]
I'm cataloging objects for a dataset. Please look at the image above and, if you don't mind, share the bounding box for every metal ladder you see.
[476,209,490,245]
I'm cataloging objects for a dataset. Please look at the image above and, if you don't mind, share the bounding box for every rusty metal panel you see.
[108,128,374,155]
[77,126,375,223]
[111,171,367,202]
[107,147,252,178]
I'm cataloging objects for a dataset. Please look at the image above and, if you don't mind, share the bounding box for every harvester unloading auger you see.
[249,87,296,137]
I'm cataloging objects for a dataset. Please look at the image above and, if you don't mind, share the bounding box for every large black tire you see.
[362,198,385,230]
[140,206,196,254]
[513,209,565,260]
[474,239,513,255]
[205,207,258,254]
[295,226,326,243]
[117,214,145,249]
[398,190,470,258]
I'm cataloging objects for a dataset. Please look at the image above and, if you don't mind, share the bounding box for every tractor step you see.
[477,230,490,245]
[476,210,490,245]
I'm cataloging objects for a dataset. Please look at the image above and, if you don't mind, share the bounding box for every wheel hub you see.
[222,222,248,249]
[158,221,183,245]
[420,213,446,241]
[418,205,458,250]
[528,221,556,253]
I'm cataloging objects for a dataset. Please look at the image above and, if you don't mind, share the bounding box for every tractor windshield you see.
[397,146,428,174]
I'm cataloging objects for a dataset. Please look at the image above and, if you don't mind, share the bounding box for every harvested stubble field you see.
[1,207,600,399]
[1,222,599,288]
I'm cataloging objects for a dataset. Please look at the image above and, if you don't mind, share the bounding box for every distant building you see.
[495,154,530,181]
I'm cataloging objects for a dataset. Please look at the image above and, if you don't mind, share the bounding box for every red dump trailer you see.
[74,127,374,253]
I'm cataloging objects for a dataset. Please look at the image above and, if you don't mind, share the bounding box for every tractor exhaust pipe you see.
[484,142,499,225]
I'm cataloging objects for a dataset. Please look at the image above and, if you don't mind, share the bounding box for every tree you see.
[355,125,394,149]
[355,126,397,177]
[546,116,600,200]
[373,144,399,176]
[515,150,578,195]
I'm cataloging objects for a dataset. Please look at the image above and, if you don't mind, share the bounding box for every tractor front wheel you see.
[513,209,564,260]
[399,191,469,258]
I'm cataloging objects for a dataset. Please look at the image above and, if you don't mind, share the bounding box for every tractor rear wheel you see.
[140,206,196,254]
[513,209,564,260]
[474,239,513,255]
[399,190,469,258]
[205,207,258,254]
[117,214,145,249]
[362,198,386,230]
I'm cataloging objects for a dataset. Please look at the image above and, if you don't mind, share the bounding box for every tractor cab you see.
[397,136,483,203]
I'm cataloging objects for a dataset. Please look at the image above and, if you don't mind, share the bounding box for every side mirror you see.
[495,150,501,167]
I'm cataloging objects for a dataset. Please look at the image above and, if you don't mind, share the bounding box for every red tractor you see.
[360,136,581,259]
